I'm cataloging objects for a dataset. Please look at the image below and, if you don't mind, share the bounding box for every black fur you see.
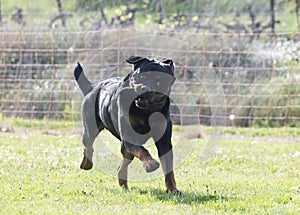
[74,56,179,194]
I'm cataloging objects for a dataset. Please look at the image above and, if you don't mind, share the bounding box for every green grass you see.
[0,118,299,214]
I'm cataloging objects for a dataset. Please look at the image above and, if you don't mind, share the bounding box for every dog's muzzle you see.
[135,92,167,109]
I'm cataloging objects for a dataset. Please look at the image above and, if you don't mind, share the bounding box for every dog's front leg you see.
[155,123,180,194]
[122,141,160,173]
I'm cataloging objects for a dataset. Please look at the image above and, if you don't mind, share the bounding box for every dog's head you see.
[126,56,175,109]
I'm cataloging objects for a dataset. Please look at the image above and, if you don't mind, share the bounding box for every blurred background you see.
[0,0,299,128]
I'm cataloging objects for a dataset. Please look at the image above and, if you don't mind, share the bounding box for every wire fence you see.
[0,29,299,127]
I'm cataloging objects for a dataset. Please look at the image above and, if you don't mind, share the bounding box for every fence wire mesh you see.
[0,29,299,127]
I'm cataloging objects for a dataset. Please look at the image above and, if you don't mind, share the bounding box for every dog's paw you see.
[118,179,129,190]
[143,159,160,172]
[80,154,93,170]
[166,189,181,196]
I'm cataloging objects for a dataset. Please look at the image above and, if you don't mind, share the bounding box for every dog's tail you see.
[74,62,94,96]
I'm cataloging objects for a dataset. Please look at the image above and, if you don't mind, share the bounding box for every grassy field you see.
[0,118,299,214]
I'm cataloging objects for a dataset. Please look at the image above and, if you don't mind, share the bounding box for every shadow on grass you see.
[131,187,232,204]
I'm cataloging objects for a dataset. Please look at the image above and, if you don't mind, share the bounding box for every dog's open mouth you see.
[135,92,167,109]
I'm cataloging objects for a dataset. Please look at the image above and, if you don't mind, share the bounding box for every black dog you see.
[74,56,179,194]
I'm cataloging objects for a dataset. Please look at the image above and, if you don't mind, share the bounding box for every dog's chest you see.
[129,111,151,135]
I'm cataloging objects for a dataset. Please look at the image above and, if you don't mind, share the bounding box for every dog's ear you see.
[126,56,148,65]
[162,59,173,66]
[162,59,175,73]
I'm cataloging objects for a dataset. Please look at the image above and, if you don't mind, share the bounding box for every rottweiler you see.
[74,56,179,194]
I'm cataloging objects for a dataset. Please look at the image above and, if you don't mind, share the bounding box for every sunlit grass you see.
[0,118,299,214]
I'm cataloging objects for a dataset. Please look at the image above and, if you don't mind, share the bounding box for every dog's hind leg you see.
[80,96,104,170]
[118,144,134,189]
[80,126,101,170]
